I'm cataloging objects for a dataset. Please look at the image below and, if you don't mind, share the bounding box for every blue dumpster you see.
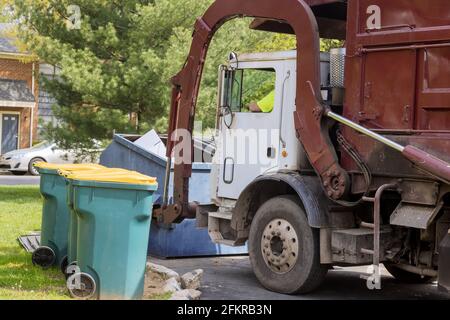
[100,133,248,257]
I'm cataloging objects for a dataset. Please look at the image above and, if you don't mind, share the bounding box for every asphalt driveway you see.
[150,256,450,300]
[0,173,40,185]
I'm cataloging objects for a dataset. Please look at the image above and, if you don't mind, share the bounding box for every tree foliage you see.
[4,0,344,154]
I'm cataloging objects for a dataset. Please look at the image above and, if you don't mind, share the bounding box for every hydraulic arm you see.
[153,0,347,224]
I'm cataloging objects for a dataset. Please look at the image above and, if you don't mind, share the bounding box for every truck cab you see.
[212,51,306,201]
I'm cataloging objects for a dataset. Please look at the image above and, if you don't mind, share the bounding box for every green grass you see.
[0,186,69,300]
[148,292,172,300]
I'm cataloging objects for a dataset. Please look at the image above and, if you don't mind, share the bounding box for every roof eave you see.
[0,51,36,61]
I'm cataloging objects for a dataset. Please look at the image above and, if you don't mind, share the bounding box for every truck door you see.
[216,63,284,200]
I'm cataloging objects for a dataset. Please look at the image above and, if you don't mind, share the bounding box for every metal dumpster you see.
[100,133,248,257]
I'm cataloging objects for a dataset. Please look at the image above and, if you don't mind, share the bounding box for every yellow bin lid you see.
[34,162,105,172]
[58,167,129,177]
[62,168,157,186]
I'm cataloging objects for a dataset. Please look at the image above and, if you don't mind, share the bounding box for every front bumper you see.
[0,155,11,168]
[438,232,450,292]
[8,158,27,172]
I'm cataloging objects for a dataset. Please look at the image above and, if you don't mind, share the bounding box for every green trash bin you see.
[64,170,157,300]
[32,163,104,271]
[65,178,79,275]
[60,168,135,277]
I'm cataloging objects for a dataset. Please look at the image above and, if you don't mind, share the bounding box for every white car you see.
[0,141,99,176]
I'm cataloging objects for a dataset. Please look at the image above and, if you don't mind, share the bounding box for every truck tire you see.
[249,195,328,294]
[384,263,435,284]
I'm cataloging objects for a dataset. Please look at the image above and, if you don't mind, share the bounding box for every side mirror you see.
[218,65,228,109]
[218,67,243,112]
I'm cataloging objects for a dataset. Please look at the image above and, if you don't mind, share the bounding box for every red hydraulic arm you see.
[153,0,348,224]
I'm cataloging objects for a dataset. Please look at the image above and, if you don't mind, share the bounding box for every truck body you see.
[154,0,450,294]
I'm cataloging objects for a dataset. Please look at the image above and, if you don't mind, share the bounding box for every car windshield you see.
[32,141,51,149]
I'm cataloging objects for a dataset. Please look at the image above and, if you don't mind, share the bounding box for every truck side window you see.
[241,68,276,113]
[224,68,276,113]
[229,69,244,112]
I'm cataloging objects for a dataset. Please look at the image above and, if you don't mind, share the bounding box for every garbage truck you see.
[153,0,450,294]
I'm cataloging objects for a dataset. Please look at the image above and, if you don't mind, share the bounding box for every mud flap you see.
[438,232,450,292]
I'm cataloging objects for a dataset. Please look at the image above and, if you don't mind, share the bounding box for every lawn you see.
[0,186,69,300]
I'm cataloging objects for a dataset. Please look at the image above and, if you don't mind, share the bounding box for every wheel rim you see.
[261,218,299,274]
[30,162,40,175]
[67,273,96,300]
[64,261,78,279]
[32,246,56,269]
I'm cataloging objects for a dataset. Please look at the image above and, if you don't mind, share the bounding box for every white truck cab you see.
[210,50,330,206]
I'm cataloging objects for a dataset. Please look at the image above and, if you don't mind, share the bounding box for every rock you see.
[147,262,180,281]
[163,277,182,293]
[181,269,204,290]
[169,294,189,300]
[170,289,202,300]
[186,289,202,300]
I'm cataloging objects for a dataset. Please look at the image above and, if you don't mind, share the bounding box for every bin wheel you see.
[32,246,56,269]
[67,273,97,300]
[63,261,78,279]
[60,256,69,275]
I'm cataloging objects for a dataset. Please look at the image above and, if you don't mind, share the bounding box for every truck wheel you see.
[384,263,435,284]
[249,195,328,294]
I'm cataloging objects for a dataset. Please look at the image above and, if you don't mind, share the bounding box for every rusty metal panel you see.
[356,0,450,33]
[390,202,443,229]
[343,0,450,185]
[416,46,450,131]
[331,227,392,264]
[399,180,439,206]
[360,50,416,129]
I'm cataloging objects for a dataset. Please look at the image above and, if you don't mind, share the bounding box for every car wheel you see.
[28,157,45,176]
[249,195,328,294]
[11,171,27,176]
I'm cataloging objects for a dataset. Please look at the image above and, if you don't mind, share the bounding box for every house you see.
[37,64,58,131]
[0,23,39,155]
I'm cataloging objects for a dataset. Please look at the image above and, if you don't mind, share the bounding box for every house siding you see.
[38,73,57,132]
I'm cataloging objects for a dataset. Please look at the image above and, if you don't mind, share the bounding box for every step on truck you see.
[153,0,450,294]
